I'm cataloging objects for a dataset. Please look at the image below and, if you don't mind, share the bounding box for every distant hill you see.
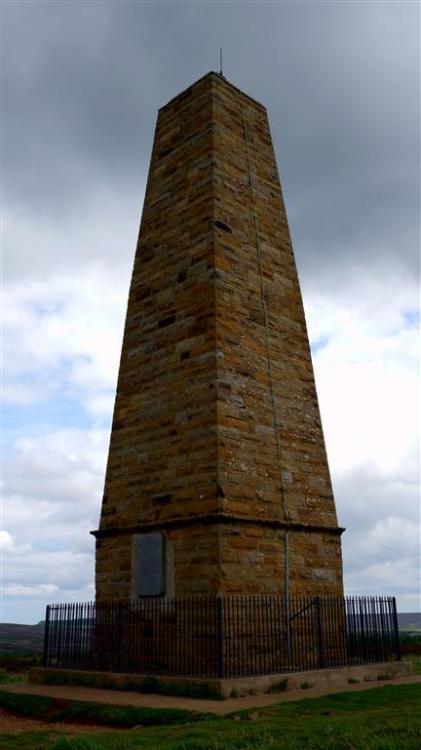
[398,612,421,633]
[0,612,419,655]
[0,622,44,654]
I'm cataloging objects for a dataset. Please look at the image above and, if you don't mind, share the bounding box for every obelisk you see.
[93,72,344,600]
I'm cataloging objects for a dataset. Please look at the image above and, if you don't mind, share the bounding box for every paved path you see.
[2,675,421,716]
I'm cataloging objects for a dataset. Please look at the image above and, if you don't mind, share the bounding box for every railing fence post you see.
[43,605,51,667]
[40,594,398,677]
[116,599,123,672]
[316,596,324,669]
[285,594,291,667]
[216,595,224,678]
[359,598,366,662]
[391,597,401,662]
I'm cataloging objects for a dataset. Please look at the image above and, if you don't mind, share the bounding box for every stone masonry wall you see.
[218,525,342,595]
[98,74,219,538]
[95,72,343,600]
[212,78,338,531]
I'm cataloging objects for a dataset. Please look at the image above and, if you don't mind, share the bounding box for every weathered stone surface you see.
[30,661,414,699]
[94,72,344,600]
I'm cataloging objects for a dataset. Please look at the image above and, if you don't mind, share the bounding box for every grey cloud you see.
[333,465,419,532]
[5,1,419,283]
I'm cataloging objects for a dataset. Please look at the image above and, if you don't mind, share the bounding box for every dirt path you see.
[3,674,421,716]
[0,708,111,734]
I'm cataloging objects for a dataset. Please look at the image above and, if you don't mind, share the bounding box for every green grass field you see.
[0,683,420,750]
[0,648,420,749]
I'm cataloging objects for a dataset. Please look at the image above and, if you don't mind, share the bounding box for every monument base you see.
[30,661,413,700]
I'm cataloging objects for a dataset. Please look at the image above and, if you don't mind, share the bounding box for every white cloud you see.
[4,270,128,415]
[5,584,59,598]
[343,516,419,596]
[304,277,420,611]
[0,531,31,555]
[3,428,106,620]
[307,272,419,476]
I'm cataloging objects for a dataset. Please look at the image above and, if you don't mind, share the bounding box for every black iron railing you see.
[43,595,400,678]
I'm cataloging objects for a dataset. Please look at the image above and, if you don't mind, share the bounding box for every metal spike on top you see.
[219,47,223,77]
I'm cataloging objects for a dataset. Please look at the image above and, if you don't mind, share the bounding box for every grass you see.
[299,681,313,690]
[401,635,421,657]
[0,683,420,749]
[0,670,27,684]
[0,653,39,687]
[0,653,42,672]
[0,690,211,728]
[265,678,288,694]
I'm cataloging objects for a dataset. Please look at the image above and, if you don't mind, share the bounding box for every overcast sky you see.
[3,0,420,624]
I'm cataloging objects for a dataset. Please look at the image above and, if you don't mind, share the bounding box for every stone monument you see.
[93,72,344,601]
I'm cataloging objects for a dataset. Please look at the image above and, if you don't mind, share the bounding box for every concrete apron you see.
[30,661,413,700]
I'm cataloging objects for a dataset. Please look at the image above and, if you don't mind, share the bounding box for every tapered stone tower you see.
[93,72,344,601]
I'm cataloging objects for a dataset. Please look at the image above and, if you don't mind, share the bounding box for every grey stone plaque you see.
[135,532,165,597]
